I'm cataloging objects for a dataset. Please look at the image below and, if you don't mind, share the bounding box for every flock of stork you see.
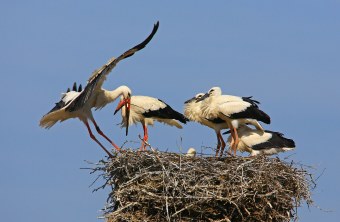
[39,21,295,158]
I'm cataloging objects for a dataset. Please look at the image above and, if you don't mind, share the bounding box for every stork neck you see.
[104,88,124,103]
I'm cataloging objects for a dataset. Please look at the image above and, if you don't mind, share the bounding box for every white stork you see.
[39,22,159,158]
[223,125,295,156]
[114,95,189,151]
[198,87,271,156]
[184,93,229,157]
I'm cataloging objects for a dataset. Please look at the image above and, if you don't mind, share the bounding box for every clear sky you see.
[1,1,339,221]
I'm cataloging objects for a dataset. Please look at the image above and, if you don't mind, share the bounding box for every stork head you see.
[114,86,132,136]
[196,87,222,102]
[186,147,197,157]
[184,93,205,104]
[207,87,222,96]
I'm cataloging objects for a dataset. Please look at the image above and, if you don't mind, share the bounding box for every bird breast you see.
[184,101,202,122]
[120,96,165,127]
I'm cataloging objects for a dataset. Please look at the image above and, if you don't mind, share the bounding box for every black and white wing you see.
[40,82,83,128]
[218,96,270,124]
[66,21,159,112]
[252,130,295,150]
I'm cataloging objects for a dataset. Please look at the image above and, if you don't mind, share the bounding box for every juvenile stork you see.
[39,22,159,158]
[186,147,197,157]
[114,95,188,151]
[198,87,270,156]
[223,125,295,156]
[184,92,265,157]
[184,93,229,157]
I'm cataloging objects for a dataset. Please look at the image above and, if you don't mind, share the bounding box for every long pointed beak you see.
[114,100,125,115]
[124,97,131,136]
[184,96,196,104]
[114,97,131,136]
[196,93,209,102]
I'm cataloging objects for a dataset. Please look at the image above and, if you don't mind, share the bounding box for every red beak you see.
[124,97,131,136]
[114,97,131,136]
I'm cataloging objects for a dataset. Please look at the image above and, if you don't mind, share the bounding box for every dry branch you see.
[90,151,313,222]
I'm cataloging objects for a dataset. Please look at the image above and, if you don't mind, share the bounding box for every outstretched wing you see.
[66,21,159,112]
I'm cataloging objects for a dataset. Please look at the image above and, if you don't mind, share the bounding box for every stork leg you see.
[226,121,235,156]
[227,136,234,156]
[215,132,221,157]
[217,131,226,157]
[140,123,149,151]
[232,127,240,156]
[90,119,121,152]
[226,121,239,156]
[84,121,114,158]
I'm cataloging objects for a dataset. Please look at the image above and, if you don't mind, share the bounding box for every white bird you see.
[184,93,229,157]
[114,95,189,151]
[198,87,271,156]
[39,22,159,158]
[186,147,196,157]
[223,125,295,156]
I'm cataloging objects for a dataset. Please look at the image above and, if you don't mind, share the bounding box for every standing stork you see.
[184,92,265,157]
[184,93,229,157]
[114,95,188,151]
[223,125,295,156]
[39,22,159,158]
[198,87,271,156]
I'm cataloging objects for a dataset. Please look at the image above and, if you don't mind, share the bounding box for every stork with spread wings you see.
[40,22,159,158]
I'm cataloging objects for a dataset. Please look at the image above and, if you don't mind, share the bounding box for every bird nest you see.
[89,151,314,222]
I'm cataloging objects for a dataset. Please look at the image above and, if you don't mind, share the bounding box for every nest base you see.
[91,151,313,222]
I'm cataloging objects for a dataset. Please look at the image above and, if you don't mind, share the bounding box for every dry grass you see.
[89,150,314,222]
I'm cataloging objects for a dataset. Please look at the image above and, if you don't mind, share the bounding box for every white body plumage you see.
[116,94,187,151]
[40,85,131,129]
[199,87,266,130]
[184,93,229,131]
[119,95,184,129]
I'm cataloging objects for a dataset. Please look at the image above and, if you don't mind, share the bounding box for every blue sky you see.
[1,1,339,221]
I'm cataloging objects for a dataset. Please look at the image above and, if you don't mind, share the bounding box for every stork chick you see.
[224,125,295,156]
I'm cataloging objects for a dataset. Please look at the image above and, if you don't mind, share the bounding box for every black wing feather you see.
[228,96,271,124]
[143,99,189,124]
[252,131,295,150]
[66,22,159,112]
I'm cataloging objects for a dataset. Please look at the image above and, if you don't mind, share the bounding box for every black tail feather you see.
[78,84,82,92]
[242,96,260,107]
[266,130,296,148]
[257,109,271,124]
[72,82,77,91]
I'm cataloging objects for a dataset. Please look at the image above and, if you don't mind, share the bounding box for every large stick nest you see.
[90,151,313,222]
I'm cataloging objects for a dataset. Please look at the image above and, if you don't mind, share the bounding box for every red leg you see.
[91,119,121,152]
[140,123,149,151]
[227,136,234,156]
[218,131,226,157]
[215,132,221,157]
[226,122,235,156]
[232,127,239,156]
[84,121,114,158]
